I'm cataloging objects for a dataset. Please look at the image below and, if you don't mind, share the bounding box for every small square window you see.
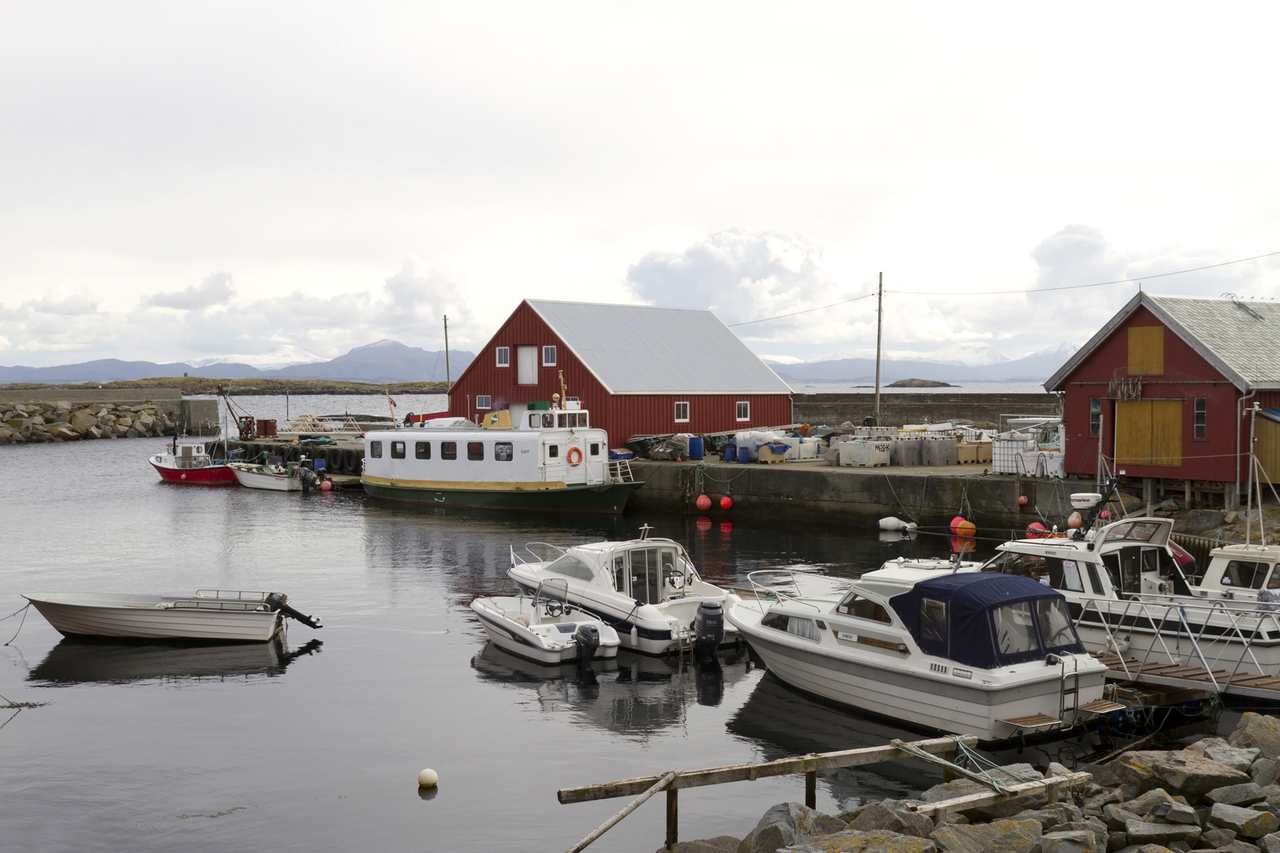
[415,441,431,460]
[542,345,556,366]
[496,347,510,367]
[589,442,600,456]
[1194,397,1207,440]
[548,445,559,458]
[391,441,406,459]
[495,442,513,461]
[674,401,689,423]
[736,401,750,421]
[1089,398,1102,437]
[441,441,457,460]
[467,441,484,461]
[476,395,492,410]
[369,441,383,458]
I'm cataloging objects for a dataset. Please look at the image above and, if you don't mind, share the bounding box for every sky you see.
[3,3,1280,369]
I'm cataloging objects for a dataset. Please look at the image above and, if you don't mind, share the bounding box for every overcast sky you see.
[3,3,1279,369]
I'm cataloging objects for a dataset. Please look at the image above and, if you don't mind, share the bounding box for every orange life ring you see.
[567,447,583,466]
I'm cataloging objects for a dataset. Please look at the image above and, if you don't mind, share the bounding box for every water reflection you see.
[28,635,323,686]
[471,642,752,739]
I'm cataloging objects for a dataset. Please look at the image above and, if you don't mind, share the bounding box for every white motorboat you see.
[22,590,322,642]
[507,527,741,657]
[726,567,1119,745]
[229,461,304,491]
[470,581,621,665]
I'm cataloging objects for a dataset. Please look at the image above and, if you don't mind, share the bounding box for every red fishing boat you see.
[150,441,236,484]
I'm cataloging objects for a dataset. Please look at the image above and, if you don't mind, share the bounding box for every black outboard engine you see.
[693,600,725,660]
[265,592,323,629]
[573,623,602,662]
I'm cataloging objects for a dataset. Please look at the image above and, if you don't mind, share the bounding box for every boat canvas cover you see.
[889,573,1084,670]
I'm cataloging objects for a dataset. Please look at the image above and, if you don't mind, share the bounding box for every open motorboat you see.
[507,527,741,657]
[229,460,304,491]
[470,580,621,665]
[726,567,1120,745]
[149,440,236,484]
[22,590,322,642]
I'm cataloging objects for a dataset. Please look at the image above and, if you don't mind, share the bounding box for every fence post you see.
[806,771,816,808]
[666,787,678,850]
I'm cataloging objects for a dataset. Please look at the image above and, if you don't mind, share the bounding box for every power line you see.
[890,249,1280,296]
[727,292,876,327]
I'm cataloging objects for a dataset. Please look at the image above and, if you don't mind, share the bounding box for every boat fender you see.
[567,447,583,466]
[877,516,917,532]
[573,624,601,661]
[693,600,725,659]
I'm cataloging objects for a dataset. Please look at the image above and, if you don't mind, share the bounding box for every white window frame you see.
[476,395,492,410]
[496,346,509,368]
[542,345,557,366]
[674,401,689,423]
[736,400,750,422]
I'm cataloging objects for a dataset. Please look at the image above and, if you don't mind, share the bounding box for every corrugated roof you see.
[525,300,793,394]
[1047,293,1280,392]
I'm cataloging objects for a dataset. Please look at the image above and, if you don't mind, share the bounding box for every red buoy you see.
[1067,511,1083,529]
[696,494,712,511]
[720,496,733,510]
[1018,495,1029,507]
[950,515,967,535]
[1026,521,1046,539]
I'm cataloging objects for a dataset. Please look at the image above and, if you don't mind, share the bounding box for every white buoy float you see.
[417,768,439,788]
[877,516,917,532]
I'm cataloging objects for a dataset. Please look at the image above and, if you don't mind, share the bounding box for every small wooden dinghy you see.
[22,590,322,643]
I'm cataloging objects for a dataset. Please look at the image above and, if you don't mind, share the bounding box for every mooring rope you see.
[3,603,30,646]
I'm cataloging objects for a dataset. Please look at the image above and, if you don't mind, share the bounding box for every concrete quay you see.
[627,457,1094,533]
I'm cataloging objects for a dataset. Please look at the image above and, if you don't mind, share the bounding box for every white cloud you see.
[147,271,235,311]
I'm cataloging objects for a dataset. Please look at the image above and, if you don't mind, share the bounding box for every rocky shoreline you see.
[666,713,1280,853]
[0,400,177,445]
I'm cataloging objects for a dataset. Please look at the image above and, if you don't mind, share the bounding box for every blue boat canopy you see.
[889,573,1084,669]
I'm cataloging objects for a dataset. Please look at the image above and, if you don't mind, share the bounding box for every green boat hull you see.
[361,480,644,514]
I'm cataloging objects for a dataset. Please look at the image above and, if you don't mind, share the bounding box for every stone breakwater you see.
[0,400,178,445]
[665,713,1280,853]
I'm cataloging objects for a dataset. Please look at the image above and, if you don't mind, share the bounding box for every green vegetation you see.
[0,378,451,396]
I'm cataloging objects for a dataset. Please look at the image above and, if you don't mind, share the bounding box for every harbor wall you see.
[791,392,1060,429]
[628,459,1091,533]
[0,390,219,436]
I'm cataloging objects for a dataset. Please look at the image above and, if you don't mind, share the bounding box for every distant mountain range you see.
[767,343,1078,385]
[0,340,474,384]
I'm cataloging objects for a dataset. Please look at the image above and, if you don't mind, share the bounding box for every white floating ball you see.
[417,768,439,788]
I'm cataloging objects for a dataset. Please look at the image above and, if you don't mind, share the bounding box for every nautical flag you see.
[387,393,397,407]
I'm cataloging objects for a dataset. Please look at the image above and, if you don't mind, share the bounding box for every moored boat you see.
[469,581,621,665]
[726,568,1119,745]
[360,400,642,514]
[149,440,236,484]
[23,590,322,643]
[229,460,304,491]
[507,527,741,657]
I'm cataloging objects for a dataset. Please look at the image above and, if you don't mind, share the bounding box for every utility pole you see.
[873,272,883,426]
[444,315,451,385]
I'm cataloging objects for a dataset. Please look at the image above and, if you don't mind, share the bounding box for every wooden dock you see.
[1096,652,1280,702]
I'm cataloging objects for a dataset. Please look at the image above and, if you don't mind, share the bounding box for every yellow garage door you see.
[1116,400,1182,467]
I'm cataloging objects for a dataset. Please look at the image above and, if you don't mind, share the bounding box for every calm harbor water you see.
[0,395,1194,851]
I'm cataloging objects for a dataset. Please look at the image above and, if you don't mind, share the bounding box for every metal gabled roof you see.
[1046,293,1280,393]
[525,300,793,395]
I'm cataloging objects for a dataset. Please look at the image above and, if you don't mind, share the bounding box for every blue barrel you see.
[688,436,705,460]
[724,441,737,462]
[737,446,750,464]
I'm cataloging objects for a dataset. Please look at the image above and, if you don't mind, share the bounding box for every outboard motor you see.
[693,600,725,660]
[573,623,602,662]
[265,592,323,629]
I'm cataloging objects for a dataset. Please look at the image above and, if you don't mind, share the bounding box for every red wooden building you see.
[1046,293,1280,508]
[448,300,794,445]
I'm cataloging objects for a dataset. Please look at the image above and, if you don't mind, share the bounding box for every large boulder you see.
[1199,828,1239,849]
[781,830,938,853]
[739,803,848,853]
[930,818,1043,853]
[847,803,936,838]
[1210,805,1280,838]
[1124,821,1201,847]
[1039,832,1099,853]
[1232,716,1280,763]
[1112,752,1250,800]
[1190,740,1261,774]
[1209,785,1268,808]
[1252,761,1279,790]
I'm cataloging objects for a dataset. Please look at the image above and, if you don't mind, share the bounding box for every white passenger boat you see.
[361,400,642,514]
[727,568,1118,744]
[470,581,621,665]
[228,461,304,491]
[22,590,322,642]
[507,527,741,657]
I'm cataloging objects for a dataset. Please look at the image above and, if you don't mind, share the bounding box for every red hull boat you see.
[150,442,236,484]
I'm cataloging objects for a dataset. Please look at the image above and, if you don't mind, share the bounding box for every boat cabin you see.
[534,538,698,607]
[887,574,1085,669]
[1183,543,1280,604]
[980,517,1191,599]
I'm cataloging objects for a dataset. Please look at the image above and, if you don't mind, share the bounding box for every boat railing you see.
[165,590,276,613]
[1074,594,1280,691]
[738,569,826,614]
[608,459,636,483]
[511,542,570,567]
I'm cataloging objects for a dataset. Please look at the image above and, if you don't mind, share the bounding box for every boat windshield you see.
[1104,521,1163,542]
[543,554,595,582]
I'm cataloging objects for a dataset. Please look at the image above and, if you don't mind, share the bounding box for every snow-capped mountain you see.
[924,344,1010,367]
[186,345,328,372]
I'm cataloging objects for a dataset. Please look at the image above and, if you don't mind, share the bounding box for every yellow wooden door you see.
[1115,400,1182,467]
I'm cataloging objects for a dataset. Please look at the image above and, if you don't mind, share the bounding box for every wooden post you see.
[805,771,816,808]
[666,787,678,850]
